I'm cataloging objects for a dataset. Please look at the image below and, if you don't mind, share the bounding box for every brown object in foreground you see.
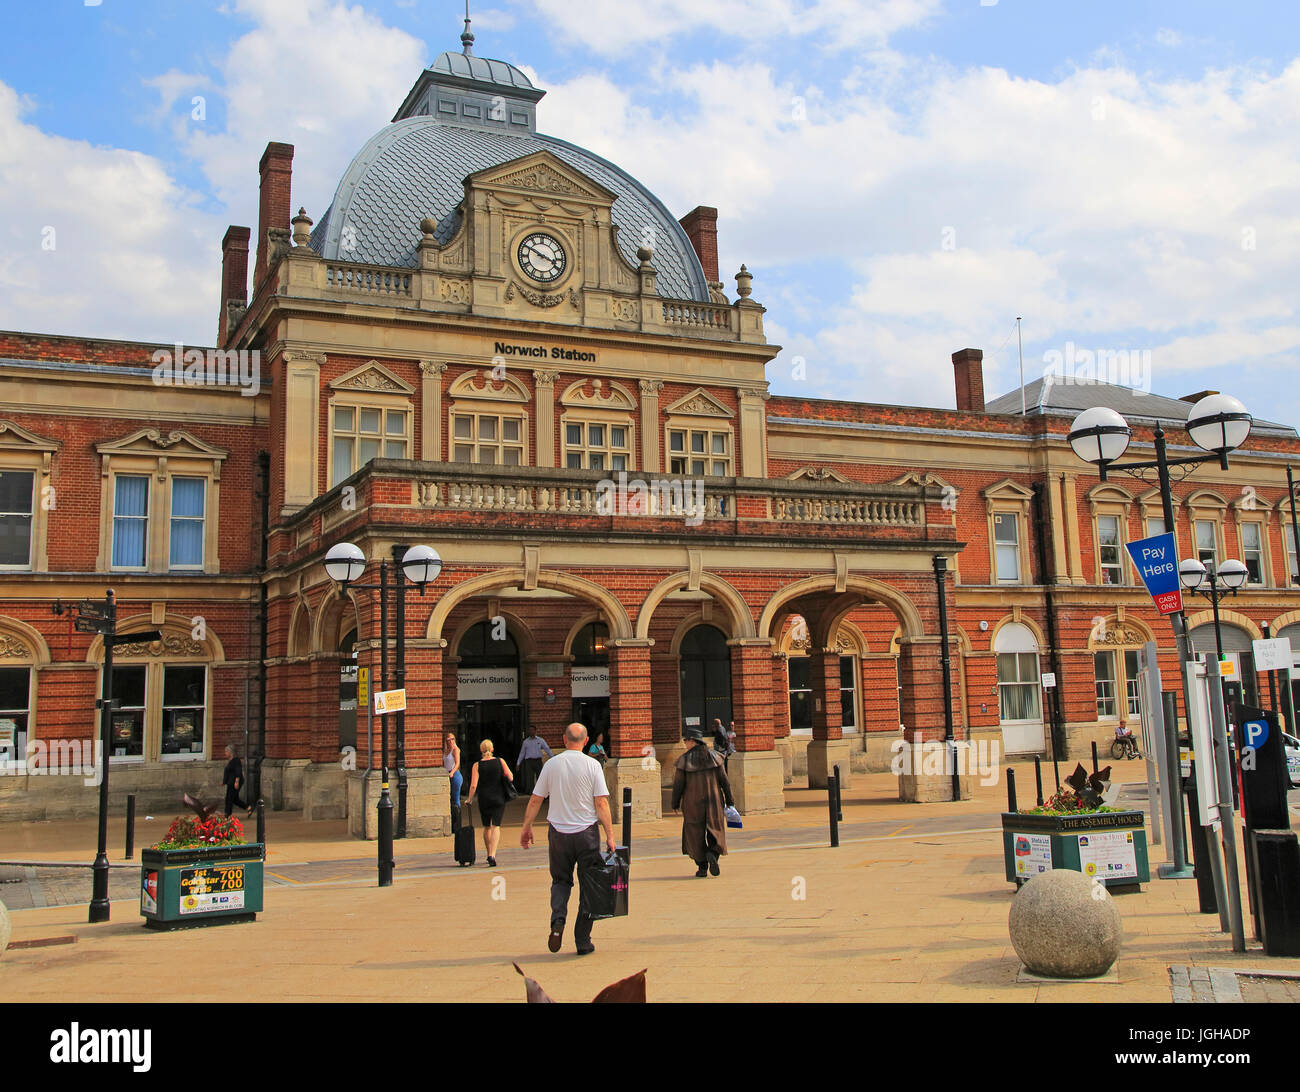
[513,962,647,1003]
[183,792,219,820]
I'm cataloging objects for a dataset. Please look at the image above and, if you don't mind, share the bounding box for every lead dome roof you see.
[310,39,711,302]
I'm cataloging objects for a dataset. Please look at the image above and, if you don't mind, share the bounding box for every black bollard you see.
[256,798,266,846]
[828,775,840,847]
[621,786,632,855]
[125,794,136,860]
[832,764,844,822]
[1091,740,1099,775]
[1007,768,1018,813]
[1034,756,1044,807]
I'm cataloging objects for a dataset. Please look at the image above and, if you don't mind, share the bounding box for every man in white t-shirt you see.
[521,722,614,955]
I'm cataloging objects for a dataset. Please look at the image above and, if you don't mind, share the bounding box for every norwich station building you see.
[2,27,1299,831]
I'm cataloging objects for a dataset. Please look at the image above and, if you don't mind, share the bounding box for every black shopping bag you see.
[578,847,629,920]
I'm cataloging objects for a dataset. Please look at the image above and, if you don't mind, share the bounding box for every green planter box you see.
[140,843,265,930]
[1002,811,1149,890]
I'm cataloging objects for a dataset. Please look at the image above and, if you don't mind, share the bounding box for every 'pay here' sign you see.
[1125,532,1183,615]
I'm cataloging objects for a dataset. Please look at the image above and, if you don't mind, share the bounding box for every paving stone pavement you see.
[5,766,1300,1002]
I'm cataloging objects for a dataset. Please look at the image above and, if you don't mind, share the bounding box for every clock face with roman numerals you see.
[517,232,567,283]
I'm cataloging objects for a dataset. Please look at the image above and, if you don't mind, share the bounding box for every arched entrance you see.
[338,628,357,752]
[679,624,731,736]
[456,620,524,771]
[570,620,610,744]
[1190,622,1258,707]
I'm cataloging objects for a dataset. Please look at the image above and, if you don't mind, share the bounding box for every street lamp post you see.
[932,555,961,802]
[325,542,441,886]
[1067,394,1251,949]
[1178,557,1248,665]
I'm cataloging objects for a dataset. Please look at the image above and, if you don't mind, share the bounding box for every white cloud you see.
[0,81,216,343]
[526,0,941,57]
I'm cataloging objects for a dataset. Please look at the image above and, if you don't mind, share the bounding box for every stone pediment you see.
[468,151,614,206]
[0,419,60,470]
[448,369,530,403]
[96,428,228,462]
[663,388,734,419]
[560,379,636,411]
[329,360,415,395]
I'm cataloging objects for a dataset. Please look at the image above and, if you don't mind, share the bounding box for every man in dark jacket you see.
[671,726,735,877]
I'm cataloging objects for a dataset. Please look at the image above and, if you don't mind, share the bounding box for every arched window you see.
[994,622,1043,754]
[1190,623,1258,706]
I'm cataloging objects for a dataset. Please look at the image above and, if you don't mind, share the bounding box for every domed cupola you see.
[309,17,713,302]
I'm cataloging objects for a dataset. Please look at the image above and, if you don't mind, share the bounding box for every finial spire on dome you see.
[461,0,474,55]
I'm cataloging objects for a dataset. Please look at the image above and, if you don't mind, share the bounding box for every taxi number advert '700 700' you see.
[178,865,246,915]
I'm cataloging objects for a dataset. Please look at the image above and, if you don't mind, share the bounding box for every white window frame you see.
[331,401,411,487]
[110,473,151,572]
[1097,514,1126,586]
[563,415,633,472]
[993,512,1022,585]
[449,408,527,467]
[1239,520,1267,587]
[0,469,35,571]
[666,424,733,478]
[168,476,206,571]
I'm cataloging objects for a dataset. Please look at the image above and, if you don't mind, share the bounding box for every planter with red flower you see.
[139,814,264,930]
[1002,764,1149,891]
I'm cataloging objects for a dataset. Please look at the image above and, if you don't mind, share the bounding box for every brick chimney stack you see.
[952,348,985,413]
[255,141,295,290]
[679,206,719,283]
[218,225,251,346]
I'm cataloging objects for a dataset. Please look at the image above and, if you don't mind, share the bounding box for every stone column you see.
[737,389,769,479]
[639,380,663,473]
[897,636,970,802]
[606,639,661,820]
[806,647,850,788]
[534,370,557,468]
[651,650,684,811]
[281,350,323,514]
[771,653,793,784]
[726,639,783,813]
[419,361,447,462]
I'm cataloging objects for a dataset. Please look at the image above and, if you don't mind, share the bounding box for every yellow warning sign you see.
[357,668,369,704]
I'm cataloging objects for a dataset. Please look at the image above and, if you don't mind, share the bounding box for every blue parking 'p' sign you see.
[1242,719,1270,749]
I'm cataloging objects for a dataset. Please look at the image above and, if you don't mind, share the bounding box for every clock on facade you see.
[517,232,567,283]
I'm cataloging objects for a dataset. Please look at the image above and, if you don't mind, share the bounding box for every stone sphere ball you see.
[1009,869,1122,978]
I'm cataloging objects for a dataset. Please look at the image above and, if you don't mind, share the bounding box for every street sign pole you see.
[1207,657,1247,952]
[88,590,116,923]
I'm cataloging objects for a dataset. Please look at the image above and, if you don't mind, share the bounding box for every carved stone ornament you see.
[506,281,580,309]
[0,635,31,658]
[495,164,586,196]
[338,369,404,393]
[1093,623,1146,646]
[113,634,205,658]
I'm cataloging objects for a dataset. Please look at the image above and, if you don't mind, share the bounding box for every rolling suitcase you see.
[455,802,476,867]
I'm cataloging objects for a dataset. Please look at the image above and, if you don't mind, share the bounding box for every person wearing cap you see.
[671,725,735,877]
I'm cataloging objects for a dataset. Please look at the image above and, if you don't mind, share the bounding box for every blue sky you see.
[1,0,1298,429]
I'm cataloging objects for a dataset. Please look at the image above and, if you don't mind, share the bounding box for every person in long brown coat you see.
[671,726,735,877]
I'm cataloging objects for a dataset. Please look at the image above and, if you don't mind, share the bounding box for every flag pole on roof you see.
[1017,316,1025,415]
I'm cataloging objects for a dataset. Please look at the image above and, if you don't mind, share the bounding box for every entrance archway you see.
[679,624,731,737]
[455,620,524,774]
[569,620,610,747]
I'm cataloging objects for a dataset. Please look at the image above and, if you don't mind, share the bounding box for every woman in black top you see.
[222,745,251,818]
[467,738,514,867]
